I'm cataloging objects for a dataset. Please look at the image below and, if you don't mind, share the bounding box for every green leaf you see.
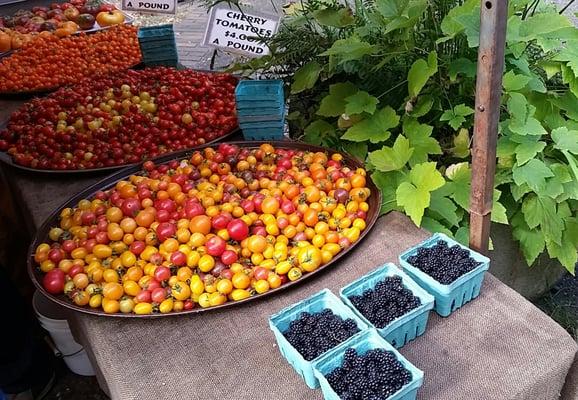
[512,159,554,192]
[421,217,453,236]
[429,192,460,226]
[515,141,546,165]
[317,82,358,117]
[546,231,577,273]
[454,226,471,247]
[408,95,434,118]
[454,12,480,47]
[503,70,531,91]
[342,141,368,161]
[549,92,578,121]
[403,119,442,166]
[552,127,578,154]
[440,0,478,38]
[342,106,400,143]
[303,120,336,146]
[345,91,379,115]
[313,7,355,27]
[492,190,509,224]
[509,117,547,136]
[409,161,445,192]
[521,194,554,229]
[448,58,477,81]
[371,170,405,214]
[368,136,414,172]
[440,104,474,131]
[291,61,322,94]
[396,182,430,225]
[507,92,528,121]
[445,162,471,209]
[451,128,471,158]
[320,37,376,63]
[407,51,438,97]
[511,213,546,266]
[519,13,573,39]
[375,0,409,18]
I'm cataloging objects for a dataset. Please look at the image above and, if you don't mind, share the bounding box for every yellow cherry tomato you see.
[198,293,211,308]
[230,289,251,301]
[254,279,270,294]
[297,246,322,272]
[198,254,215,272]
[89,294,103,308]
[134,302,153,315]
[159,298,174,313]
[217,279,233,295]
[209,292,227,306]
[171,281,191,301]
[288,267,302,281]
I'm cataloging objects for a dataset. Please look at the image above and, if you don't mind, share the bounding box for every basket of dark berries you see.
[269,289,369,388]
[399,233,490,317]
[312,328,424,400]
[340,263,434,348]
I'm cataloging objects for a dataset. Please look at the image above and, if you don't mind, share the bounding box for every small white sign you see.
[121,0,176,15]
[203,6,280,57]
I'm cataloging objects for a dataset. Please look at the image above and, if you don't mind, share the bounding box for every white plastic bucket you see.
[32,291,95,376]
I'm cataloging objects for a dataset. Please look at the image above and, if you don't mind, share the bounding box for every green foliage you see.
[230,0,578,273]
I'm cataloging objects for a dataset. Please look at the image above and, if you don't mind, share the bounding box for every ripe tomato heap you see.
[0,68,238,170]
[34,144,372,315]
[0,24,140,93]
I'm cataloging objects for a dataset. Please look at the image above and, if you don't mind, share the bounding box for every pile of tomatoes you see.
[0,24,140,93]
[0,68,238,170]
[34,143,372,315]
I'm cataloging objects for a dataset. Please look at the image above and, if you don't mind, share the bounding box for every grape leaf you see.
[403,119,442,166]
[519,13,573,39]
[429,192,460,226]
[511,213,546,266]
[396,182,430,225]
[317,82,358,117]
[440,104,474,130]
[451,128,471,158]
[551,127,578,154]
[507,92,528,121]
[409,162,445,192]
[503,70,531,91]
[291,61,322,94]
[509,117,547,136]
[313,7,355,27]
[521,194,564,245]
[454,12,480,47]
[371,170,405,214]
[546,232,577,273]
[342,106,400,143]
[408,95,434,118]
[320,37,376,63]
[345,91,379,115]
[448,58,477,81]
[512,159,554,192]
[515,141,546,165]
[368,136,413,172]
[421,217,453,236]
[342,141,368,161]
[303,120,335,146]
[408,51,438,97]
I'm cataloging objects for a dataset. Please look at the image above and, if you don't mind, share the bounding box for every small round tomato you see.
[254,279,270,294]
[198,254,215,272]
[232,272,250,289]
[134,302,153,315]
[171,281,191,301]
[102,282,124,300]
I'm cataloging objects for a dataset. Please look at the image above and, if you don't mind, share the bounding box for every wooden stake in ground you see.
[469,0,508,254]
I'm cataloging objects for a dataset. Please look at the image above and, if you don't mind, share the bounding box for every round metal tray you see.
[0,128,239,174]
[27,141,381,318]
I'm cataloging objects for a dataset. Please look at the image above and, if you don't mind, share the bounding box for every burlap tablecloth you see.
[70,212,578,400]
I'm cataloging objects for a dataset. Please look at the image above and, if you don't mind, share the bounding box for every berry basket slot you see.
[399,233,490,317]
[340,263,434,348]
[268,289,369,389]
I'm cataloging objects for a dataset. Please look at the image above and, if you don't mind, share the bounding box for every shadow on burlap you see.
[71,212,578,400]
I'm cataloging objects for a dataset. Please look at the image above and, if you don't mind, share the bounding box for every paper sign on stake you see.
[121,0,176,15]
[202,6,280,57]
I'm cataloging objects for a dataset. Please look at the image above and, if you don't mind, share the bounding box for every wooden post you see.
[469,0,509,254]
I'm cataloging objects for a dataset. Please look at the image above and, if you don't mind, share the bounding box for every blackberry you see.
[282,309,360,361]
[407,240,481,284]
[325,348,412,399]
[348,276,421,329]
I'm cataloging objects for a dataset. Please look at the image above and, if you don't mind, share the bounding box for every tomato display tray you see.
[27,141,381,318]
[0,126,239,175]
[0,12,134,60]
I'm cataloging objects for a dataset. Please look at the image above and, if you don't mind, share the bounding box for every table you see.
[2,136,577,400]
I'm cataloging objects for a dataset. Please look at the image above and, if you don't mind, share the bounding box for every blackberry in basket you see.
[326,347,412,399]
[407,240,481,285]
[348,276,421,329]
[282,309,360,361]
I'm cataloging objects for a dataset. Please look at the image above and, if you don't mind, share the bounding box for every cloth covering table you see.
[65,212,577,400]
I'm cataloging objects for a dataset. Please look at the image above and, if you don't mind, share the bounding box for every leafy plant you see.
[228,0,578,273]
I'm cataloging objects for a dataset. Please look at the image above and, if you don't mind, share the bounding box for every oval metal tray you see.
[0,128,239,175]
[27,141,381,318]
